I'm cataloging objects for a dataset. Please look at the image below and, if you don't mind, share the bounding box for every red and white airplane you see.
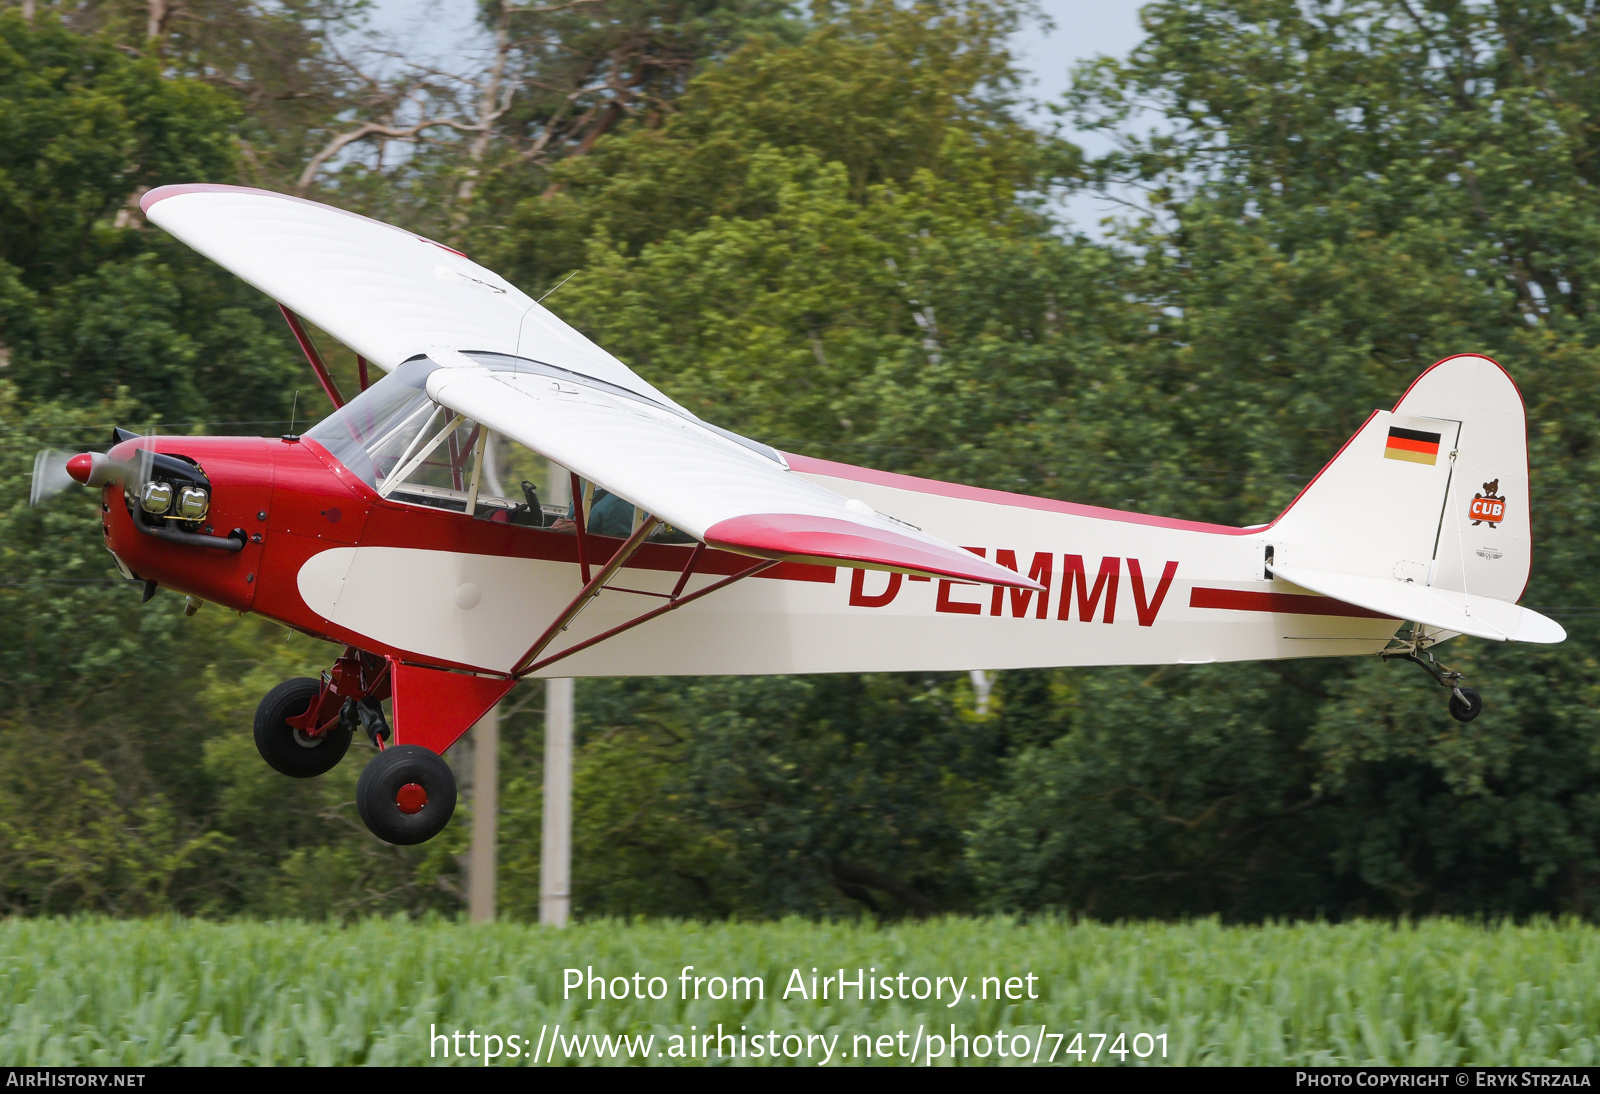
[31,185,1564,845]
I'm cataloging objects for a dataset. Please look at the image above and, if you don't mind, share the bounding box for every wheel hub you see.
[396,782,428,814]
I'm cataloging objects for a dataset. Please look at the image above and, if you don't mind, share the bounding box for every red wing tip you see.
[140,183,264,213]
[704,514,1045,590]
[737,553,1045,590]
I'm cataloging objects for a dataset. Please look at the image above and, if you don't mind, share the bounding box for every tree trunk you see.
[146,0,169,44]
[453,0,513,219]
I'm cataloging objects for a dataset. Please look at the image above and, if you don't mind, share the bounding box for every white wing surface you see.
[140,184,682,408]
[426,359,1041,588]
[144,184,1037,589]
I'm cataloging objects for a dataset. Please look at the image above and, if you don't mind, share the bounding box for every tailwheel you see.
[1380,633,1485,724]
[356,745,457,845]
[254,677,353,778]
[1449,686,1484,723]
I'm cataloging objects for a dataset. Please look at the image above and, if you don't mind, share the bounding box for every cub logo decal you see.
[1469,478,1506,527]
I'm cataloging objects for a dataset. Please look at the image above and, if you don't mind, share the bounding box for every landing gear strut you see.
[256,648,392,780]
[1381,632,1484,723]
[347,696,390,748]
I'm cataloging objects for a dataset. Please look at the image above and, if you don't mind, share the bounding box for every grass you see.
[2,916,1598,1065]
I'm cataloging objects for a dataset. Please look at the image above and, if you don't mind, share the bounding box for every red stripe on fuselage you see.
[1189,587,1394,619]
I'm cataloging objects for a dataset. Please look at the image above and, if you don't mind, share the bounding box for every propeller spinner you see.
[29,448,143,504]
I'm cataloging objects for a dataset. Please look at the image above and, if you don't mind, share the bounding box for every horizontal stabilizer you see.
[1270,564,1565,644]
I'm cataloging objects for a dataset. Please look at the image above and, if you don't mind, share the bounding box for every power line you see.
[5,426,1320,490]
[0,579,130,587]
[0,420,303,438]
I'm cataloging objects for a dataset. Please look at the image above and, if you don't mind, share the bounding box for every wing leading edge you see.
[140,183,683,409]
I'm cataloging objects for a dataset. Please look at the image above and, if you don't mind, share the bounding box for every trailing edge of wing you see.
[1270,564,1565,644]
[424,362,1042,591]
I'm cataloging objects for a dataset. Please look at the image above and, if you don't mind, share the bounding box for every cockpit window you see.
[305,358,441,489]
[303,356,689,541]
[304,362,571,523]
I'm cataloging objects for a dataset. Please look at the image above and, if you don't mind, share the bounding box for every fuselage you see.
[100,434,1399,678]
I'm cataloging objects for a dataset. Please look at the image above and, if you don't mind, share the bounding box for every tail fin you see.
[1266,355,1562,644]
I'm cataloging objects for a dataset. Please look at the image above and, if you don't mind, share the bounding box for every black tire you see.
[253,677,353,778]
[1449,686,1484,723]
[356,745,457,845]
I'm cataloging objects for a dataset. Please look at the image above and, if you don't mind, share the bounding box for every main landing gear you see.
[252,648,459,844]
[1380,632,1484,723]
[356,745,458,845]
[254,677,353,777]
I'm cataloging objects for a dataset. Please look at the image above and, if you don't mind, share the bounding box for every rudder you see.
[1269,354,1531,606]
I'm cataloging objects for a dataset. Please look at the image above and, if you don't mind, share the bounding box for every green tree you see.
[498,674,1014,919]
[478,0,1057,293]
[0,16,465,917]
[0,13,302,426]
[966,0,1600,919]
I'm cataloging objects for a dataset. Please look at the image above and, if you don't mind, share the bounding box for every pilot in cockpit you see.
[549,487,633,538]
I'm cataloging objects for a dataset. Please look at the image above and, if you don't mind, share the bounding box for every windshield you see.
[305,358,441,489]
[304,357,691,540]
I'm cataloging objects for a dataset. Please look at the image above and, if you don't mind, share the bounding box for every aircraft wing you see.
[142,184,1037,589]
[139,184,683,410]
[424,355,1042,589]
[1270,564,1565,644]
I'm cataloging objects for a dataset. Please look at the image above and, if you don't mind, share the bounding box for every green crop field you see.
[2,917,1598,1066]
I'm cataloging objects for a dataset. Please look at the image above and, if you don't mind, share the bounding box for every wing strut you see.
[570,471,592,583]
[280,305,345,411]
[511,518,777,677]
[514,515,662,674]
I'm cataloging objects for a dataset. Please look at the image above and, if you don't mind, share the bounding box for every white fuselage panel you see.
[296,468,1400,676]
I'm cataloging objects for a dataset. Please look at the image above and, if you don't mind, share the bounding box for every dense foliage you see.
[2,0,1599,921]
[0,15,301,425]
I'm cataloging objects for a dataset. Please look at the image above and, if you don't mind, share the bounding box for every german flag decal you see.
[1384,426,1442,465]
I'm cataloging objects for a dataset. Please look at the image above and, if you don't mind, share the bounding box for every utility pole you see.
[467,435,508,925]
[540,461,574,928]
[969,669,993,716]
[467,702,500,923]
[540,678,573,927]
